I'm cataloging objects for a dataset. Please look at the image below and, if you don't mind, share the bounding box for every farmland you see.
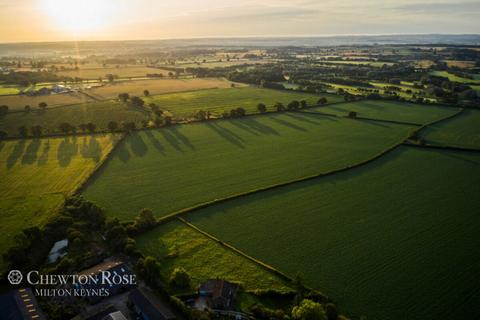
[429,71,480,84]
[85,78,237,100]
[185,147,480,320]
[55,66,174,79]
[0,101,150,137]
[144,87,343,117]
[304,100,458,124]
[0,134,117,270]
[0,92,94,110]
[420,109,480,149]
[82,113,414,221]
[136,219,291,293]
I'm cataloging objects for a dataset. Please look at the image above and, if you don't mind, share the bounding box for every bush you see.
[292,299,326,320]
[169,267,191,288]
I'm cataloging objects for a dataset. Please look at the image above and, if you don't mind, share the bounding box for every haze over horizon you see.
[0,0,479,43]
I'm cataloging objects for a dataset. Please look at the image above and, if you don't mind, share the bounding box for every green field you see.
[0,85,21,96]
[429,71,480,84]
[304,100,458,124]
[0,101,150,137]
[136,220,291,293]
[185,147,480,320]
[0,135,117,270]
[420,109,480,149]
[144,87,342,117]
[83,113,414,221]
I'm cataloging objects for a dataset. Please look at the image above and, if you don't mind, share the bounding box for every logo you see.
[8,270,23,285]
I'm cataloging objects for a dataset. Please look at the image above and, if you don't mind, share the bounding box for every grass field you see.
[0,85,21,96]
[429,71,480,84]
[420,109,480,149]
[56,66,174,79]
[82,113,414,221]
[185,147,480,320]
[319,60,396,67]
[0,101,150,137]
[136,220,291,294]
[86,78,237,100]
[144,87,342,117]
[0,134,117,270]
[304,100,458,124]
[0,92,95,111]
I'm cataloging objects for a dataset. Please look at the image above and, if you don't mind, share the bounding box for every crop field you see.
[0,134,117,270]
[304,100,458,124]
[185,147,480,320]
[0,92,94,111]
[136,220,291,293]
[319,60,396,67]
[82,113,414,221]
[85,78,237,100]
[0,101,150,137]
[429,71,480,84]
[55,66,174,79]
[420,109,480,149]
[144,87,343,117]
[0,85,21,96]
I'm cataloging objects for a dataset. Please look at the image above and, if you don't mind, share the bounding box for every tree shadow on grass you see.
[37,140,50,166]
[144,130,165,155]
[0,142,4,153]
[268,116,308,132]
[169,126,195,150]
[356,118,389,128]
[21,139,41,165]
[80,136,102,162]
[116,140,131,163]
[233,118,280,136]
[57,137,78,167]
[6,140,26,169]
[206,122,245,149]
[127,133,148,157]
[285,112,336,125]
[159,128,183,153]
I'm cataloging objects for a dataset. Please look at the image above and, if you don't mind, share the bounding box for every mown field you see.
[86,78,237,100]
[0,134,117,270]
[55,66,173,79]
[420,109,480,149]
[304,100,458,124]
[0,101,150,137]
[0,92,94,111]
[429,71,480,84]
[82,113,414,221]
[136,220,291,293]
[0,85,21,96]
[144,87,342,117]
[185,147,480,320]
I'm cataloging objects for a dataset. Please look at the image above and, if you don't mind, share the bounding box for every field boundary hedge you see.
[403,141,480,153]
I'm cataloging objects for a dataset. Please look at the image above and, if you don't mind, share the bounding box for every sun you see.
[42,0,114,35]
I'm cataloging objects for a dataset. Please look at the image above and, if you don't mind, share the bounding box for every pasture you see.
[55,66,174,79]
[144,87,342,117]
[185,147,480,320]
[0,92,94,111]
[0,134,117,270]
[85,78,237,100]
[420,109,480,149]
[136,220,291,293]
[82,113,414,221]
[305,100,458,124]
[429,71,480,84]
[0,101,150,137]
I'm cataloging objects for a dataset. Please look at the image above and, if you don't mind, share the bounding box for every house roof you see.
[129,288,176,320]
[0,288,46,320]
[104,311,128,320]
[47,239,68,264]
[199,279,238,300]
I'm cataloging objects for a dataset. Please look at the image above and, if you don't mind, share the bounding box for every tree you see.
[141,120,149,128]
[0,130,7,140]
[287,100,300,110]
[106,74,115,82]
[291,300,326,320]
[317,97,328,105]
[107,121,118,133]
[348,111,357,118]
[78,124,88,133]
[0,105,9,116]
[38,102,47,110]
[118,93,130,102]
[257,103,267,113]
[139,256,162,284]
[274,102,285,112]
[18,126,28,138]
[122,121,136,133]
[143,89,150,97]
[86,123,96,133]
[300,100,307,109]
[131,96,145,107]
[169,267,191,288]
[195,110,208,121]
[105,219,129,252]
[24,105,31,112]
[135,208,157,232]
[154,117,163,128]
[59,122,73,134]
[31,125,42,137]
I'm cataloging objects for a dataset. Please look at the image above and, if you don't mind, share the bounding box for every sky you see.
[0,0,479,42]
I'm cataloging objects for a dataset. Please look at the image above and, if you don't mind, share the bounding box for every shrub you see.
[169,267,191,288]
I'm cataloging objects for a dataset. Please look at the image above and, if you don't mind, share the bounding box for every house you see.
[197,279,238,310]
[52,84,69,93]
[103,311,128,320]
[129,287,176,320]
[46,238,68,264]
[75,261,135,304]
[0,287,46,320]
[34,87,51,96]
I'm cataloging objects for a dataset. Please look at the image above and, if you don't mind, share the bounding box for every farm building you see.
[128,287,176,320]
[197,279,239,310]
[46,238,68,264]
[0,287,46,320]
